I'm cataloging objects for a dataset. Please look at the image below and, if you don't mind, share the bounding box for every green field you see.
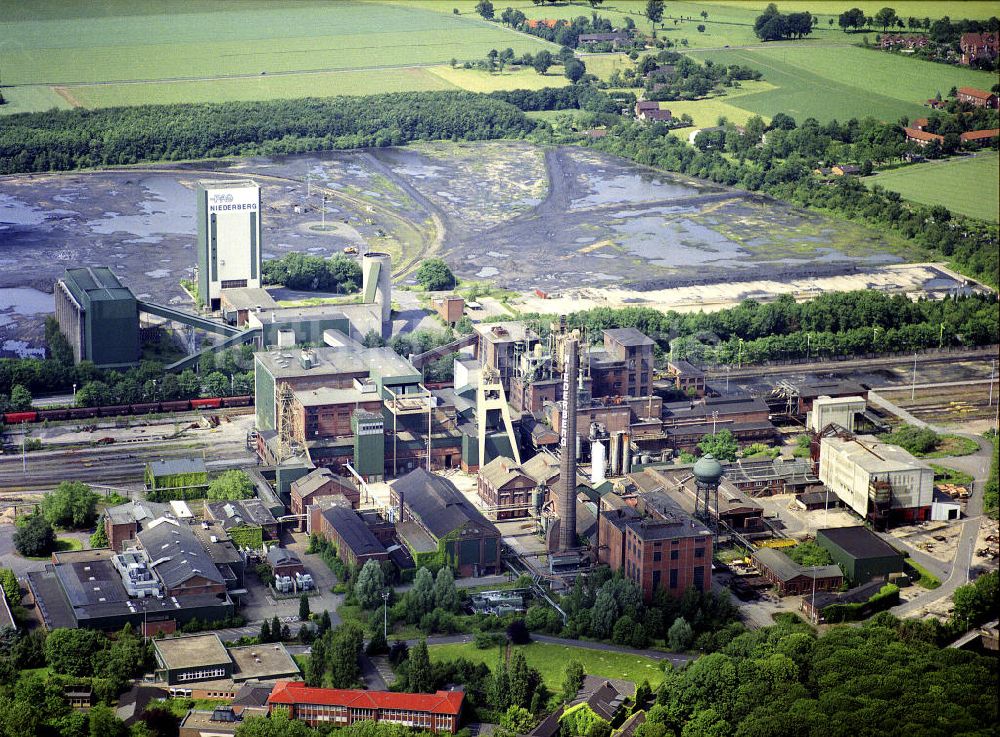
[686,45,998,123]
[427,641,666,689]
[0,0,556,113]
[868,153,999,223]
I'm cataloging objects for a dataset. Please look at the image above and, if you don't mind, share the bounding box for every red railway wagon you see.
[190,398,223,409]
[159,400,190,412]
[3,411,38,424]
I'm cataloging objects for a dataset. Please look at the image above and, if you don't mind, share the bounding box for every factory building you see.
[815,526,905,585]
[598,492,713,602]
[53,266,140,367]
[197,180,262,311]
[26,548,234,634]
[819,434,934,526]
[807,395,867,434]
[390,468,502,576]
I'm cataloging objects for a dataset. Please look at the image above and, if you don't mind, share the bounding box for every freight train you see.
[2,395,253,425]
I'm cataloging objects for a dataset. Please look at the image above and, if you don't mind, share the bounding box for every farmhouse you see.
[880,34,928,49]
[635,100,672,122]
[578,31,631,47]
[956,87,998,109]
[904,127,945,147]
[960,32,998,66]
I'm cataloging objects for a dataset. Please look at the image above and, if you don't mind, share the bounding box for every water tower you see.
[693,453,724,534]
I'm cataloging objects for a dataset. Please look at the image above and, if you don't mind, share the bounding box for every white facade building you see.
[197,180,262,310]
[808,395,867,433]
[819,434,934,523]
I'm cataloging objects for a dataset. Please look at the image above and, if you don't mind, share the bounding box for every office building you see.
[197,180,262,310]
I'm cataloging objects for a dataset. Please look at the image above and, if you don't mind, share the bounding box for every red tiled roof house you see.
[960,32,998,66]
[904,127,945,147]
[956,87,999,109]
[267,681,464,733]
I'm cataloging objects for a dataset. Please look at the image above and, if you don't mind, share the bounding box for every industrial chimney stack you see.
[558,337,579,552]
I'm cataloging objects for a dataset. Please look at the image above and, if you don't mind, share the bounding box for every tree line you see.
[262,253,361,292]
[0,92,536,175]
[518,291,998,366]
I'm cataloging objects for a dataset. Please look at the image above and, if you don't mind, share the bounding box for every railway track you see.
[705,346,999,380]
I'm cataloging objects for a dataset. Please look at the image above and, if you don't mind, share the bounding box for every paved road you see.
[870,392,994,617]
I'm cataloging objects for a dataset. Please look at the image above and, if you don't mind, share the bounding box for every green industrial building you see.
[145,459,209,501]
[816,526,905,585]
[54,267,140,367]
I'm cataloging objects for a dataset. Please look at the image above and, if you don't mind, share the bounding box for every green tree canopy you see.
[697,430,738,462]
[206,470,255,501]
[40,481,99,529]
[13,514,56,557]
[354,559,386,610]
[415,259,457,291]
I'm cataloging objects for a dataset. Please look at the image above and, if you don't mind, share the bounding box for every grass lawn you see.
[0,0,556,113]
[659,81,777,132]
[428,641,665,690]
[686,45,997,123]
[868,153,999,223]
[930,463,975,487]
[924,435,981,459]
[25,537,83,560]
[426,65,570,92]
[904,557,941,589]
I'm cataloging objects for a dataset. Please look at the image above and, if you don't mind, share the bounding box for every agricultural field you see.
[0,0,556,114]
[427,641,666,690]
[686,45,998,123]
[868,153,999,223]
[658,80,778,129]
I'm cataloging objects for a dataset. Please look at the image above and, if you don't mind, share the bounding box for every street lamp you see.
[72,383,77,403]
[382,590,390,640]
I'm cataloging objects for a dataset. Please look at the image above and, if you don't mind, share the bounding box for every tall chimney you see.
[558,338,579,552]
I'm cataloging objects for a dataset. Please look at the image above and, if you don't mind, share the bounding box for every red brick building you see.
[960,33,998,66]
[292,388,383,443]
[291,467,360,530]
[267,681,464,733]
[431,296,465,326]
[477,456,538,519]
[956,87,999,109]
[598,493,713,602]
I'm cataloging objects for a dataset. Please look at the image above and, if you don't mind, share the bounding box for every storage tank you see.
[362,251,392,334]
[609,432,622,476]
[591,439,606,485]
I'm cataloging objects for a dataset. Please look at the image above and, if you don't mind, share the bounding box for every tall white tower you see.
[197,179,262,310]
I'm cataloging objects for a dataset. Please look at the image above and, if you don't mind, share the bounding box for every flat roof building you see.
[54,266,139,367]
[197,180,262,311]
[816,526,904,585]
[819,434,934,526]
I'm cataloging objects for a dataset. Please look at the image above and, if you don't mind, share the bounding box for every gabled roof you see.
[479,456,533,490]
[392,468,498,540]
[569,676,626,722]
[138,522,224,588]
[960,128,999,141]
[753,547,842,583]
[522,452,560,485]
[958,86,995,99]
[267,681,464,714]
[266,546,302,567]
[292,467,342,498]
[320,506,386,558]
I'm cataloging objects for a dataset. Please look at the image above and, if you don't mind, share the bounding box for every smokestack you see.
[558,338,579,552]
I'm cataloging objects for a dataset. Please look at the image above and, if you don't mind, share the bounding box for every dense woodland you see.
[519,291,999,366]
[0,92,534,174]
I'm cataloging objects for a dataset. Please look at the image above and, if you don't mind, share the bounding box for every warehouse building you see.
[819,434,934,526]
[103,500,174,552]
[53,266,140,367]
[313,505,389,568]
[290,467,360,529]
[816,526,905,585]
[205,499,280,544]
[197,180,262,310]
[752,547,844,597]
[27,548,233,634]
[390,468,501,577]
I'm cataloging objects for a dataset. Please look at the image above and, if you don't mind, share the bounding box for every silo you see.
[362,251,392,335]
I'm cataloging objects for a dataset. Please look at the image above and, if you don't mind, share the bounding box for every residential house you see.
[960,128,1000,146]
[904,127,945,147]
[634,100,673,123]
[960,32,998,66]
[956,87,999,109]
